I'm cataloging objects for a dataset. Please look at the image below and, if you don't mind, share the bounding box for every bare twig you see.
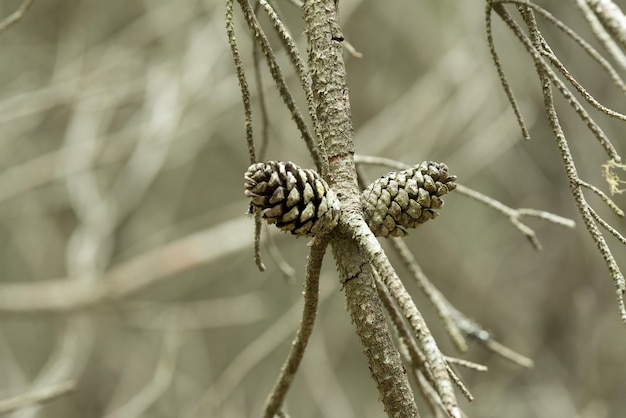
[499,1,626,95]
[490,1,622,162]
[494,3,626,324]
[448,305,534,368]
[587,0,626,50]
[226,0,257,165]
[576,0,626,72]
[389,238,468,352]
[252,2,270,161]
[236,0,321,170]
[485,1,531,141]
[227,0,266,271]
[443,356,488,372]
[265,225,297,280]
[194,277,336,417]
[254,211,267,271]
[354,154,576,251]
[349,217,459,417]
[0,0,34,35]
[262,236,328,417]
[256,0,327,175]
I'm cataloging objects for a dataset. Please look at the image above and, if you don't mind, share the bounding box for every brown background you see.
[0,0,625,417]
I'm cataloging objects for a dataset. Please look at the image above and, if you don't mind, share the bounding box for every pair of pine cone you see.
[244,160,456,238]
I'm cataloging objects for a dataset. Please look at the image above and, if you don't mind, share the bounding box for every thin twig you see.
[265,225,297,280]
[589,207,626,246]
[254,211,267,271]
[349,217,459,417]
[448,304,534,368]
[354,154,576,250]
[443,356,488,372]
[485,1,531,141]
[226,0,257,164]
[491,1,622,162]
[374,272,435,388]
[227,0,266,271]
[195,276,336,417]
[236,0,321,170]
[389,238,468,352]
[576,179,625,216]
[262,236,329,417]
[576,0,626,72]
[252,2,270,161]
[499,0,626,95]
[587,0,626,50]
[501,3,626,323]
[0,0,34,35]
[484,340,534,368]
[256,0,327,175]
[444,363,474,402]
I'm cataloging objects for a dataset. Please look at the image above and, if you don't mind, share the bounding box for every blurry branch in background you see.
[487,0,626,324]
[0,215,264,314]
[577,0,626,72]
[196,279,337,417]
[576,0,626,71]
[0,0,34,35]
[125,292,269,330]
[103,329,181,418]
[0,380,75,416]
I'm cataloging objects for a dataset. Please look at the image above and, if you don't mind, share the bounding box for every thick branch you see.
[332,233,419,417]
[303,0,419,416]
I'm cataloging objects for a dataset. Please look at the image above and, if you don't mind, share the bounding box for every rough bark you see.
[303,0,419,416]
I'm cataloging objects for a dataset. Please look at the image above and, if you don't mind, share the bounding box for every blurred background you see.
[0,0,625,417]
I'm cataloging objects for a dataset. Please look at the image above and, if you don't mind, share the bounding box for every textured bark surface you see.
[303,0,419,416]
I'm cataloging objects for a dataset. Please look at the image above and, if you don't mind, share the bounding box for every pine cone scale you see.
[245,161,340,237]
[361,161,456,237]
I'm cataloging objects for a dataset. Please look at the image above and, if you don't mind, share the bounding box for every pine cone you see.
[244,161,341,236]
[361,161,456,237]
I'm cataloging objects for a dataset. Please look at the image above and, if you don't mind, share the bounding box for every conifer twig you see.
[576,0,626,72]
[304,0,422,415]
[256,0,328,175]
[236,0,321,170]
[587,0,626,50]
[262,236,329,417]
[350,218,459,417]
[226,0,265,271]
[485,1,531,141]
[354,154,576,250]
[490,1,623,162]
[496,3,626,323]
[389,238,468,351]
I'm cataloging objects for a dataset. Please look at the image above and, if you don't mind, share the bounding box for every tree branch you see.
[302,1,420,416]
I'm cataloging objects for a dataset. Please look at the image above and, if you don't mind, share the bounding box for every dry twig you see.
[0,0,34,35]
[261,236,329,417]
